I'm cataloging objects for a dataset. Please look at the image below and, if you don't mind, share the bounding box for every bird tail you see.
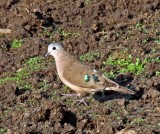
[102,74,135,95]
[106,85,135,95]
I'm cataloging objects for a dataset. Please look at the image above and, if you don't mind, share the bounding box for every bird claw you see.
[73,98,88,106]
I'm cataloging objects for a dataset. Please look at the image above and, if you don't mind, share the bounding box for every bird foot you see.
[60,94,88,106]
[73,98,88,106]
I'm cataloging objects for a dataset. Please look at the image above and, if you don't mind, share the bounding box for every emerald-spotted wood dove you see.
[45,43,135,105]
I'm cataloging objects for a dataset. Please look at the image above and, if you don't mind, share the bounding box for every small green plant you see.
[105,54,145,75]
[16,68,30,79]
[135,22,148,34]
[43,29,55,38]
[0,75,32,90]
[79,51,101,62]
[144,56,160,63]
[62,85,70,93]
[65,97,74,106]
[155,71,160,76]
[60,30,80,37]
[0,34,3,37]
[141,28,148,34]
[112,111,121,120]
[79,19,83,26]
[48,90,59,100]
[27,98,38,106]
[25,57,45,71]
[60,30,72,37]
[0,108,12,121]
[92,111,100,119]
[0,128,6,134]
[156,30,160,36]
[0,56,45,90]
[135,22,143,29]
[103,71,115,78]
[11,39,23,48]
[155,38,160,45]
[84,0,92,5]
[155,57,160,63]
[133,118,144,125]
[38,80,52,91]
[142,38,149,44]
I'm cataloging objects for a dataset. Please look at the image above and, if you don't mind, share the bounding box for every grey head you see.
[45,43,64,58]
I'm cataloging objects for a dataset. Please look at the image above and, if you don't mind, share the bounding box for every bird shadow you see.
[92,89,144,103]
[93,74,144,103]
[114,74,133,87]
[93,90,133,103]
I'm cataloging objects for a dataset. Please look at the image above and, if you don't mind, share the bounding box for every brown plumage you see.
[46,43,135,104]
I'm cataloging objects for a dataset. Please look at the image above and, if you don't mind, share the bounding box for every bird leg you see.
[61,93,78,97]
[61,94,88,106]
[73,97,88,106]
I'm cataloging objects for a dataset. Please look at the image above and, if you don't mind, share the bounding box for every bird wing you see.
[63,59,116,89]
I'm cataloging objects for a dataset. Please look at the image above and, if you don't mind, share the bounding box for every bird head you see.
[45,43,64,58]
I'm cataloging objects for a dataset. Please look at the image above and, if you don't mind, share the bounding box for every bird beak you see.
[45,52,50,58]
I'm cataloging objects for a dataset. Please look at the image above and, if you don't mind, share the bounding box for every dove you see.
[45,43,135,105]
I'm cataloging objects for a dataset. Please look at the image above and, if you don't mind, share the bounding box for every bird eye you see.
[52,47,56,50]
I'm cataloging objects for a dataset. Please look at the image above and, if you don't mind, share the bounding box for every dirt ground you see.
[0,0,160,134]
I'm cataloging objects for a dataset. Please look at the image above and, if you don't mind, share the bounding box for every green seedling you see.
[155,38,160,45]
[142,38,149,44]
[103,71,115,78]
[144,56,160,63]
[133,118,144,125]
[60,30,72,37]
[60,30,80,37]
[43,29,55,38]
[25,57,45,71]
[0,108,12,121]
[38,80,51,91]
[84,0,92,5]
[105,54,145,75]
[65,97,74,107]
[0,34,3,37]
[79,51,101,62]
[62,85,70,93]
[0,56,45,90]
[79,19,83,26]
[0,128,6,134]
[155,71,160,76]
[135,22,143,29]
[141,28,148,34]
[135,22,148,34]
[12,39,23,48]
[48,90,59,100]
[27,98,38,106]
[112,111,121,120]
[156,30,160,36]
[92,111,100,119]
[16,68,30,79]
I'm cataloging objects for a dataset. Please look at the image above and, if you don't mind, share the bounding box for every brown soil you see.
[0,0,160,134]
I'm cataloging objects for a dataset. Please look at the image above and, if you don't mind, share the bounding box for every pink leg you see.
[61,94,78,97]
[73,98,88,106]
[61,94,88,106]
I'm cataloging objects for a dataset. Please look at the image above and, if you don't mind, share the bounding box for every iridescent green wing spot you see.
[84,74,90,82]
[92,74,100,82]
